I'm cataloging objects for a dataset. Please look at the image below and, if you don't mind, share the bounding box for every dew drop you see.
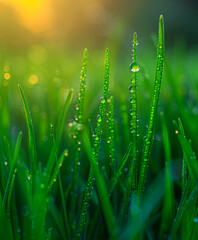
[97,115,102,123]
[129,62,140,72]
[100,97,106,104]
[128,84,132,92]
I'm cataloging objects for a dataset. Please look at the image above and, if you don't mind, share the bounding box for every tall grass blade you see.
[138,15,164,203]
[18,84,37,194]
[76,48,110,239]
[71,49,88,228]
[120,31,139,223]
[107,96,116,176]
[81,127,118,240]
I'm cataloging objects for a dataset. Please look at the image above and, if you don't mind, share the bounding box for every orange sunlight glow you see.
[0,0,54,34]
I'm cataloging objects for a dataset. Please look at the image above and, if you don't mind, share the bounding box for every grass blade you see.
[107,96,116,176]
[81,127,118,240]
[18,84,37,194]
[138,15,165,203]
[3,131,22,205]
[45,89,73,185]
[71,49,88,228]
[120,31,140,223]
[76,48,110,239]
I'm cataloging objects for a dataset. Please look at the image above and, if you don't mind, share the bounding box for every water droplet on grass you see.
[129,62,140,72]
[100,97,106,104]
[97,115,102,123]
[128,85,132,92]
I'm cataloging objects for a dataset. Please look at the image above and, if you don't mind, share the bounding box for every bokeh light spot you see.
[29,74,39,85]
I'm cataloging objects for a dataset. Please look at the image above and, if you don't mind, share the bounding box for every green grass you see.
[1,14,198,239]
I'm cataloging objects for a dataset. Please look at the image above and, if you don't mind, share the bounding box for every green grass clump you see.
[1,14,198,240]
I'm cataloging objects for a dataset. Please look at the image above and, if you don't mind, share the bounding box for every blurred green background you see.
[0,0,198,49]
[1,0,198,156]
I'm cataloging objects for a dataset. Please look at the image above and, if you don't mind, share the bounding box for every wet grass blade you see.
[107,96,116,176]
[138,15,164,203]
[120,31,139,223]
[81,127,118,240]
[76,48,110,239]
[46,89,73,185]
[18,84,37,194]
[71,49,88,228]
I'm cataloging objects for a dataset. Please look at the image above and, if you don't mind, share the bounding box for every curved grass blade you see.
[45,89,73,185]
[81,127,118,240]
[18,84,37,194]
[71,49,88,228]
[138,15,165,203]
[3,131,22,205]
[76,48,110,239]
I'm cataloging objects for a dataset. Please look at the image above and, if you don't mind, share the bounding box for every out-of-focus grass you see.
[1,15,198,240]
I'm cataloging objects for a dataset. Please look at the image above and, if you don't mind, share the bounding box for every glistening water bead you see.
[129,62,140,72]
